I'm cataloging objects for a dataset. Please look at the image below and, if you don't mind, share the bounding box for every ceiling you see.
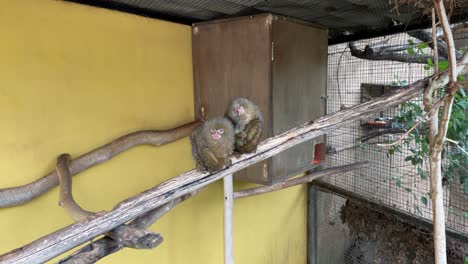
[68,0,468,44]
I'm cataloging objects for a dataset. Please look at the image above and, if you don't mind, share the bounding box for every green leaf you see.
[464,212,468,219]
[405,187,412,193]
[407,47,416,55]
[421,196,428,206]
[464,255,468,264]
[417,42,428,49]
[424,65,431,70]
[417,167,427,180]
[396,178,402,187]
[388,148,395,155]
[427,58,433,66]
[408,39,414,45]
[438,60,449,71]
[458,75,465,81]
[459,87,466,97]
[414,204,422,215]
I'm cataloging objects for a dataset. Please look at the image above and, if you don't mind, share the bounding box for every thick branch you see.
[407,30,462,60]
[349,42,434,64]
[234,162,369,199]
[58,191,198,264]
[0,120,201,208]
[57,154,94,221]
[2,61,468,264]
[429,2,460,263]
[57,153,162,250]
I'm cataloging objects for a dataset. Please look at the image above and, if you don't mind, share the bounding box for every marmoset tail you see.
[190,117,235,172]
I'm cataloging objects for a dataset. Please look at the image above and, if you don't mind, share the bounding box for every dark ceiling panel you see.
[66,0,468,43]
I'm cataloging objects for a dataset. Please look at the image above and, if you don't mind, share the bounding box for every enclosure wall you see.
[0,0,306,263]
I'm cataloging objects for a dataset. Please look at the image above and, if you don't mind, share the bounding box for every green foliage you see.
[388,45,468,197]
[406,39,429,56]
[391,89,467,190]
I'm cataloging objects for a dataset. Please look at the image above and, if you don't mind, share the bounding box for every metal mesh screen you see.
[315,190,468,264]
[69,0,468,43]
[315,24,468,263]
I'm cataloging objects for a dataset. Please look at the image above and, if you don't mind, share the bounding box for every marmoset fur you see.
[226,97,264,154]
[190,117,235,172]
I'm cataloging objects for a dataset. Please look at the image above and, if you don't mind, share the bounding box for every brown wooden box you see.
[192,13,327,184]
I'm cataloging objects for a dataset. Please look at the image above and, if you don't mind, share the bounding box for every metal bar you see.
[223,174,234,264]
[307,184,317,264]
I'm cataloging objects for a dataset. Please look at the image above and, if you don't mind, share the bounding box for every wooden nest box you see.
[192,13,327,185]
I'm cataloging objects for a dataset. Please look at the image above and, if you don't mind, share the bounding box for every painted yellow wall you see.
[0,0,307,263]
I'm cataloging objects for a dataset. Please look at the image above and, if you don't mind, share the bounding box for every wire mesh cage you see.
[315,23,468,263]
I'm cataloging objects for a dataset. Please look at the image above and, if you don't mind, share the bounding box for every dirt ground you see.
[340,199,468,264]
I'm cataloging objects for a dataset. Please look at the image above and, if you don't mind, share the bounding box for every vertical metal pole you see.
[307,183,317,264]
[223,174,234,264]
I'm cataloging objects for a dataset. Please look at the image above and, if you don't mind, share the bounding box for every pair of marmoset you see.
[191,97,263,172]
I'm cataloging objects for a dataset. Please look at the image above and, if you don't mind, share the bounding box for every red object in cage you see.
[313,143,325,165]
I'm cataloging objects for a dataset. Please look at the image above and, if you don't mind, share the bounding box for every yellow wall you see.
[0,0,307,263]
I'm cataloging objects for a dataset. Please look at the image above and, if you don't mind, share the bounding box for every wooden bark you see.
[57,153,162,250]
[57,154,94,221]
[348,42,434,64]
[1,61,468,264]
[233,162,369,199]
[0,120,200,208]
[407,30,462,60]
[58,191,199,264]
[431,1,460,263]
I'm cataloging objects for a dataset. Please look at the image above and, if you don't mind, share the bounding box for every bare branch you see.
[57,154,94,221]
[445,138,468,156]
[407,30,462,60]
[58,191,198,264]
[349,42,434,64]
[377,96,445,147]
[428,1,461,262]
[357,128,406,143]
[234,162,369,199]
[57,153,163,250]
[0,120,201,208]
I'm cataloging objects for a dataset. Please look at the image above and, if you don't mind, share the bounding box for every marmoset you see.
[190,117,235,172]
[226,97,264,154]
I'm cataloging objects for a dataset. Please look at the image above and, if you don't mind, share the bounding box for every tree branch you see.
[445,138,468,156]
[57,153,163,250]
[58,191,199,264]
[0,120,201,208]
[407,29,462,60]
[57,154,94,221]
[233,162,369,199]
[377,95,445,147]
[349,42,435,64]
[357,128,407,143]
[429,1,461,263]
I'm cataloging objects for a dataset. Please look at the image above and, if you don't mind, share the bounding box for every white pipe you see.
[223,174,234,264]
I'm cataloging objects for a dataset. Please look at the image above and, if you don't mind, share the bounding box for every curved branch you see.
[0,120,201,208]
[58,190,198,264]
[57,153,163,250]
[57,154,94,221]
